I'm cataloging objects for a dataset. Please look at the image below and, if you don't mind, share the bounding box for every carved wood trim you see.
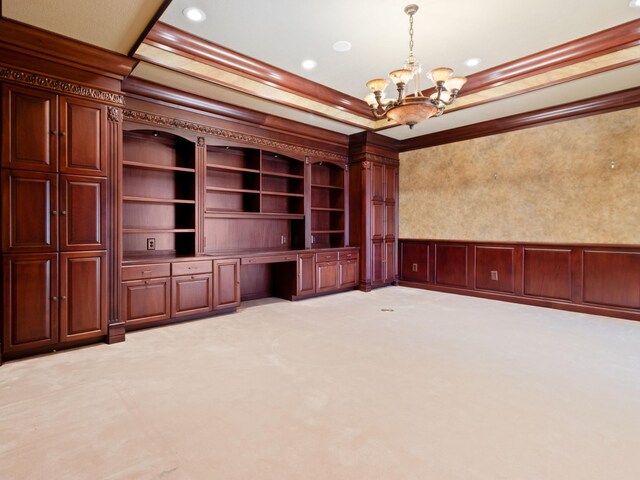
[107,107,121,123]
[364,153,400,166]
[122,108,349,163]
[0,66,125,105]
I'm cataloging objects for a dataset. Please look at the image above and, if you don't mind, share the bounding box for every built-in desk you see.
[120,247,359,330]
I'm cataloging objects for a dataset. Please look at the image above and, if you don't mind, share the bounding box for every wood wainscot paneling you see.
[523,248,572,301]
[434,243,470,288]
[582,250,640,309]
[475,246,515,294]
[399,239,640,322]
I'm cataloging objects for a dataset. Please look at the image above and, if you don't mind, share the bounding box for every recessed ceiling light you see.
[183,7,206,22]
[301,59,317,70]
[464,57,481,67]
[333,41,352,52]
[630,0,640,7]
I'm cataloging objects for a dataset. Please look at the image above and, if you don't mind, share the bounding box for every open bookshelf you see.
[310,162,345,248]
[122,130,196,258]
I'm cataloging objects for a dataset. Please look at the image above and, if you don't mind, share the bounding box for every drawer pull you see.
[141,270,152,274]
[145,280,149,285]
[191,276,195,279]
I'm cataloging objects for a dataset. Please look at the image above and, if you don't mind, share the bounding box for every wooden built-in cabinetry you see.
[1,83,110,360]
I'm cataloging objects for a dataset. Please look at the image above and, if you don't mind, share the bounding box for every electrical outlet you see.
[146,238,156,250]
[412,263,418,272]
[490,270,498,281]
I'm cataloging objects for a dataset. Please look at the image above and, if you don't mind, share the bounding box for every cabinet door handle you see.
[191,276,195,280]
[50,130,57,135]
[52,296,57,301]
[61,296,67,301]
[51,210,57,215]
[144,280,149,285]
[60,131,66,137]
[61,210,67,216]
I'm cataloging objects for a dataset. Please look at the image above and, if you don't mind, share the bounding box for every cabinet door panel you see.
[60,175,106,250]
[297,254,316,296]
[371,163,385,201]
[384,165,397,203]
[2,84,58,172]
[59,97,107,176]
[316,261,339,293]
[371,240,384,285]
[60,252,107,342]
[121,278,171,326]
[339,259,358,288]
[213,259,241,310]
[385,203,396,240]
[2,170,58,252]
[385,241,396,284]
[172,274,213,317]
[3,253,58,353]
[371,201,384,240]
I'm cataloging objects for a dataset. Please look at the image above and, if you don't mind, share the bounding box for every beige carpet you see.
[1,287,639,479]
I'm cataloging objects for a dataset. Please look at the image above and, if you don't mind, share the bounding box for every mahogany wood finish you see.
[142,23,371,119]
[172,274,213,317]
[60,176,107,251]
[1,84,58,172]
[1,170,58,252]
[59,96,108,176]
[213,258,241,310]
[121,277,171,326]
[339,257,358,288]
[399,239,640,321]
[59,252,107,342]
[399,87,640,151]
[2,253,58,354]
[297,254,316,296]
[475,246,515,294]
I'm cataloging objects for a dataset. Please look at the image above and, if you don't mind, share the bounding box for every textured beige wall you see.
[399,107,640,244]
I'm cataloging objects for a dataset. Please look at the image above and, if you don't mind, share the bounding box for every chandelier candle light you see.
[364,4,467,129]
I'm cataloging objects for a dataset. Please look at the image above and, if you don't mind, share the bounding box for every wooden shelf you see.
[311,207,343,212]
[206,164,260,174]
[262,191,304,198]
[311,229,345,234]
[206,211,305,220]
[123,228,196,234]
[311,183,343,190]
[262,171,304,179]
[123,161,195,173]
[123,196,196,205]
[206,186,260,194]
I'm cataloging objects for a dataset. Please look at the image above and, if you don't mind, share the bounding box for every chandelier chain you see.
[408,12,414,56]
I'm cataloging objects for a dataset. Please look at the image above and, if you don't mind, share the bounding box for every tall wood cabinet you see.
[1,83,110,359]
[349,132,399,291]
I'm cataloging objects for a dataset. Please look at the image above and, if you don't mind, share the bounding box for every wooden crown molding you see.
[0,66,125,105]
[0,18,136,79]
[399,86,640,151]
[142,22,371,118]
[458,19,640,97]
[122,77,349,149]
[123,108,349,163]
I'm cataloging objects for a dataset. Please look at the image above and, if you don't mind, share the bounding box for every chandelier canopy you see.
[364,4,467,129]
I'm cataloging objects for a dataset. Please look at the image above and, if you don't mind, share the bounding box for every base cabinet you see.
[172,274,213,317]
[340,259,358,288]
[2,253,58,354]
[59,252,107,342]
[213,259,241,310]
[297,254,316,296]
[121,278,171,326]
[316,261,339,293]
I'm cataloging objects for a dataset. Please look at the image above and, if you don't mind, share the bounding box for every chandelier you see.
[364,4,467,129]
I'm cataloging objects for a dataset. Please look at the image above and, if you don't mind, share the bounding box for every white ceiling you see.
[3,0,639,140]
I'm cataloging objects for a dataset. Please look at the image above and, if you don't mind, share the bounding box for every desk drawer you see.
[122,263,170,281]
[316,252,339,262]
[172,260,212,276]
[242,254,297,265]
[339,250,358,260]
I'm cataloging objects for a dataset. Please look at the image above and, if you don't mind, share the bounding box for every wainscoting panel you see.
[399,239,640,321]
[523,248,572,301]
[475,246,515,294]
[582,250,640,309]
[434,244,469,288]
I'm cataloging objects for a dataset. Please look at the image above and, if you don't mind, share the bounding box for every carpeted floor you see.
[1,287,639,479]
